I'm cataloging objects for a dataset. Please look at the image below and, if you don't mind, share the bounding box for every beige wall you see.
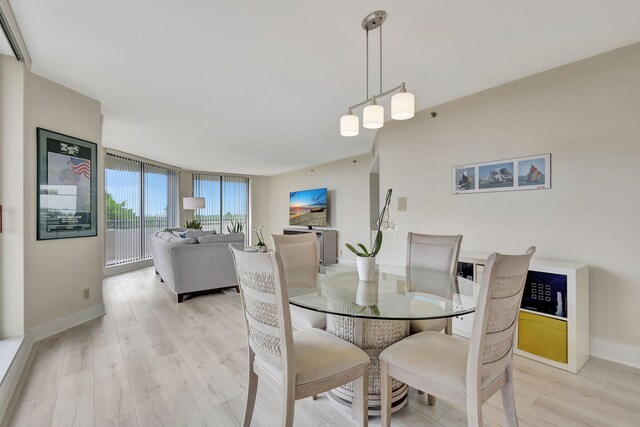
[375,43,640,351]
[23,71,103,330]
[250,175,271,246]
[257,154,372,262]
[0,55,25,337]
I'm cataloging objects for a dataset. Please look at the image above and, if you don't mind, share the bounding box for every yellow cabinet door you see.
[518,311,567,364]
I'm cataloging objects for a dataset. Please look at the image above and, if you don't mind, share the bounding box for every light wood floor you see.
[7,267,640,426]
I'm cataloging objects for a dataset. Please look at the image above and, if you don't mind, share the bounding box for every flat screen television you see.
[289,188,328,228]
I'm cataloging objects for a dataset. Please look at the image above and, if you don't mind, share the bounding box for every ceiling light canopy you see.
[340,10,415,137]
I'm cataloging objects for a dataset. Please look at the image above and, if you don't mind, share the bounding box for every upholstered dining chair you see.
[380,247,536,427]
[406,233,463,337]
[230,246,370,427]
[272,233,326,330]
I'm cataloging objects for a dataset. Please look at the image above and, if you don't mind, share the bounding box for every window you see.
[105,153,179,266]
[193,174,249,241]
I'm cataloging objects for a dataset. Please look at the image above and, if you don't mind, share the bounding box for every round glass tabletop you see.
[287,264,479,320]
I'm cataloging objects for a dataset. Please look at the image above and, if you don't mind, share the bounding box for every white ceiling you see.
[10,1,640,175]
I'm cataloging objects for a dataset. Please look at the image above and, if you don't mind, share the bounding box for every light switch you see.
[397,196,408,211]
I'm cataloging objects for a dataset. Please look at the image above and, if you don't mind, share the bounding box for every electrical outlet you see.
[397,196,408,211]
[83,288,90,300]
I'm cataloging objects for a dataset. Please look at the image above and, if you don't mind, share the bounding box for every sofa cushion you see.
[197,233,245,244]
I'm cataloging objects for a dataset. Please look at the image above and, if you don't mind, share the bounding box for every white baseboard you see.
[590,337,640,370]
[0,303,105,426]
[29,303,106,343]
[103,259,153,276]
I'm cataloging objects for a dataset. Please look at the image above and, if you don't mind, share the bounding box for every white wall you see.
[256,154,372,261]
[375,43,640,353]
[250,175,271,245]
[23,71,104,330]
[0,55,25,337]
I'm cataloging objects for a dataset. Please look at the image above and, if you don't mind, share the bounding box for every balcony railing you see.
[105,217,249,266]
[105,218,168,266]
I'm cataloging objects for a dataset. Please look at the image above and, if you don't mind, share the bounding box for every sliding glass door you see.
[105,153,178,266]
[194,174,249,241]
[143,164,179,258]
[193,174,221,231]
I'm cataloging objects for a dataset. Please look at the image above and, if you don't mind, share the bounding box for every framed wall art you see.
[453,154,551,194]
[37,128,98,240]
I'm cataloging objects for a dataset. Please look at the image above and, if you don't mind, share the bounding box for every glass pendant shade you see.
[391,91,415,120]
[363,104,384,129]
[340,113,359,136]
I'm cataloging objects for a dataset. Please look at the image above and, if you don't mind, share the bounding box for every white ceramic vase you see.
[356,256,376,281]
[356,280,378,306]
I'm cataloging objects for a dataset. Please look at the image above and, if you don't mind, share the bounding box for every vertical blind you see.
[194,174,249,242]
[105,153,179,266]
[193,174,221,231]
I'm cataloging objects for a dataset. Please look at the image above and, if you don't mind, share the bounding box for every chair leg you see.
[380,361,391,427]
[427,319,452,407]
[243,358,258,427]
[466,393,483,427]
[352,367,369,426]
[501,364,519,427]
[445,318,453,335]
[282,385,295,427]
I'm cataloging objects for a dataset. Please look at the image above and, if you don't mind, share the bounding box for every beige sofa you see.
[149,230,245,302]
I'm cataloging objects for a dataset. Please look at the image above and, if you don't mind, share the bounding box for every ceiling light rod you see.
[340,11,416,137]
[349,82,407,111]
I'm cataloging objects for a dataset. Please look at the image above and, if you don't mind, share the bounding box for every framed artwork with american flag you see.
[37,128,98,240]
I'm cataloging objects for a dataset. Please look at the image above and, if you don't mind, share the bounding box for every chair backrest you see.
[467,247,535,390]
[271,233,319,288]
[406,233,463,283]
[229,246,294,374]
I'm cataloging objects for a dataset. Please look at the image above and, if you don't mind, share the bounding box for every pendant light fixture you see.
[340,10,415,137]
[391,83,415,120]
[363,97,384,129]
[340,108,359,136]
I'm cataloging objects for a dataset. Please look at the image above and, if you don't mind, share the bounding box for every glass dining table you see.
[287,263,479,415]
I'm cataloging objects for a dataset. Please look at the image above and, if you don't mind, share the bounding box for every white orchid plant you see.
[254,225,266,247]
[345,188,397,257]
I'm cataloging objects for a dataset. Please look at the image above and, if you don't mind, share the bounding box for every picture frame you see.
[452,154,551,194]
[37,128,98,240]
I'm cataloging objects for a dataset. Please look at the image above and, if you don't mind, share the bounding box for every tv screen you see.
[289,188,328,227]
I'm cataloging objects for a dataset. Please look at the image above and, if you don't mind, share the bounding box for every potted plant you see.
[185,219,203,230]
[227,219,243,234]
[345,188,396,280]
[254,225,267,252]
